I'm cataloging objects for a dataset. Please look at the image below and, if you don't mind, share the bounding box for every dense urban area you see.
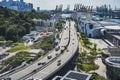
[0,0,120,80]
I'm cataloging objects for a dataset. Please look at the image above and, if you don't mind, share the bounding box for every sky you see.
[1,0,120,10]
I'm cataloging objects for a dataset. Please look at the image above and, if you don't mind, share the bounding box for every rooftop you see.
[104,26,120,30]
[105,57,120,68]
[112,34,120,40]
[98,21,120,27]
[52,71,92,80]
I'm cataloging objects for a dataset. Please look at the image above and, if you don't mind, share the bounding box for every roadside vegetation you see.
[56,20,65,32]
[1,51,45,73]
[76,32,106,80]
[90,72,107,80]
[7,43,30,52]
[31,35,54,53]
[1,51,31,73]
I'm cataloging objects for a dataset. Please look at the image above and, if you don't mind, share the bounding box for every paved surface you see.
[89,38,109,49]
[0,47,10,54]
[0,21,70,80]
[94,58,106,78]
[89,38,107,78]
[25,21,78,80]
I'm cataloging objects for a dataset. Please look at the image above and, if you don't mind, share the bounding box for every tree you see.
[6,25,18,41]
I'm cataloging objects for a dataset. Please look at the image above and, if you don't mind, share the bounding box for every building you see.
[52,70,92,80]
[55,4,63,12]
[0,0,33,11]
[105,57,120,80]
[64,5,70,13]
[37,7,40,12]
[102,46,120,57]
[72,4,92,20]
[33,19,56,32]
[77,11,120,46]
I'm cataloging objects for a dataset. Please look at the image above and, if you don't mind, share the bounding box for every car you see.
[58,60,61,63]
[57,60,61,66]
[41,62,46,65]
[37,62,42,65]
[56,53,59,56]
[38,62,46,65]
[55,46,60,51]
[47,54,52,59]
[2,45,6,49]
[66,49,69,52]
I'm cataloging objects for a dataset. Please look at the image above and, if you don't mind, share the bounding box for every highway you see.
[25,21,78,80]
[0,21,70,80]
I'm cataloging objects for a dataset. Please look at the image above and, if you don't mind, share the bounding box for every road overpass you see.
[0,21,71,80]
[24,21,79,80]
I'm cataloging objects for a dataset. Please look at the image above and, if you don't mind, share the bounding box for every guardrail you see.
[18,22,71,80]
[44,44,79,80]
[43,21,79,80]
[0,22,69,79]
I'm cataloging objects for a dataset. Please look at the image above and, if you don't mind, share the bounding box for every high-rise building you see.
[0,0,33,11]
[37,7,40,12]
[67,5,70,11]
[20,0,24,3]
[55,5,58,11]
[59,4,63,11]
[2,0,6,2]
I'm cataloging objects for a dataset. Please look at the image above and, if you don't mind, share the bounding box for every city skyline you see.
[0,0,119,10]
[20,0,120,10]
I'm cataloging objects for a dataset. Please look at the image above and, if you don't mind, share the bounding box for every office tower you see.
[0,0,33,11]
[2,0,6,2]
[59,4,63,11]
[9,0,13,5]
[67,5,70,11]
[37,7,40,12]
[55,5,58,11]
[20,0,24,3]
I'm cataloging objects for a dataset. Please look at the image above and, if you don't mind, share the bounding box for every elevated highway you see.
[0,21,79,80]
[25,21,79,80]
[0,21,70,80]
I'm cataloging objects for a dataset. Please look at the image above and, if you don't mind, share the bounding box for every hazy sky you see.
[1,0,120,10]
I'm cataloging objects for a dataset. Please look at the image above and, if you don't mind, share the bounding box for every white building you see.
[78,18,120,38]
[33,19,56,32]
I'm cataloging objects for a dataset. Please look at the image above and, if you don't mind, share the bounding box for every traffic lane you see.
[26,21,78,79]
[8,21,70,80]
[26,36,78,79]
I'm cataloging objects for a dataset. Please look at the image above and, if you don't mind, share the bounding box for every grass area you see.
[7,43,30,52]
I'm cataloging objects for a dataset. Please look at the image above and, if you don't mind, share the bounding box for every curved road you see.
[0,21,70,80]
[25,21,78,80]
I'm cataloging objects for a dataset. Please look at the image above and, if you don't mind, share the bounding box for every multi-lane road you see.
[0,21,78,80]
[25,21,79,80]
[0,21,72,80]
